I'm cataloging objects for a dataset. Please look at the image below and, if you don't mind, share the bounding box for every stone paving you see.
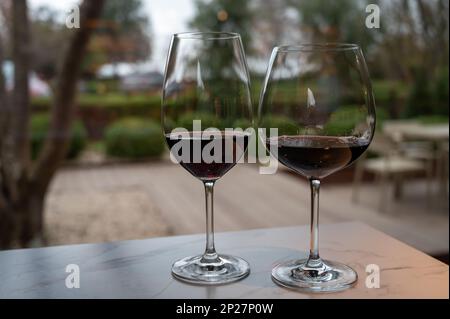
[45,161,449,255]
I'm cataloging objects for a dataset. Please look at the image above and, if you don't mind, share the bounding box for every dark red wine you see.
[166,131,250,181]
[266,135,369,179]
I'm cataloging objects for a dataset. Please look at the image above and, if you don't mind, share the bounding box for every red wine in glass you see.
[166,131,250,181]
[266,135,370,179]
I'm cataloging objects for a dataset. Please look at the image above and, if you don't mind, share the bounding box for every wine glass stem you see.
[203,181,218,261]
[307,178,322,266]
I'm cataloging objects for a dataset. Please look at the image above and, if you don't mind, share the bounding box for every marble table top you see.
[0,222,448,299]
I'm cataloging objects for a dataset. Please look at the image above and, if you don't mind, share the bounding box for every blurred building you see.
[2,60,51,97]
[119,71,164,93]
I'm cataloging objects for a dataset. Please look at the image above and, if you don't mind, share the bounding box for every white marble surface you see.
[0,222,448,299]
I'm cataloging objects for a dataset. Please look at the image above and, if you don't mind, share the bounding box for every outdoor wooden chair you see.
[352,133,432,212]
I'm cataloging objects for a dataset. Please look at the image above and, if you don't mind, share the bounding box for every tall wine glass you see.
[259,44,376,292]
[162,32,252,285]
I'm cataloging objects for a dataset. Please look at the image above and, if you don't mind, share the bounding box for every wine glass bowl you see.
[259,43,375,292]
[162,32,252,285]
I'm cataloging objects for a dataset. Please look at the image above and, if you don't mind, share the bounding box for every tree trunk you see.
[0,204,15,249]
[0,29,12,249]
[0,0,106,249]
[11,0,31,174]
[18,189,46,247]
[0,189,45,249]
[0,0,31,249]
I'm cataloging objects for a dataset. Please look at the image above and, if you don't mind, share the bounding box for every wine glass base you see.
[172,254,250,285]
[272,259,357,293]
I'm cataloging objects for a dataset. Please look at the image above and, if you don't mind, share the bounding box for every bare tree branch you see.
[32,0,105,190]
[0,18,14,240]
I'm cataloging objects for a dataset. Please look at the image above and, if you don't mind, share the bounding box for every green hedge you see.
[32,94,159,109]
[375,107,389,130]
[175,112,221,131]
[404,67,449,118]
[259,115,298,135]
[30,80,409,113]
[29,78,441,140]
[323,105,367,135]
[31,114,87,159]
[105,117,165,159]
[372,80,409,102]
[28,81,414,113]
[433,67,449,116]
[259,107,383,137]
[323,105,388,136]
[32,95,162,124]
[413,115,449,125]
[232,118,253,130]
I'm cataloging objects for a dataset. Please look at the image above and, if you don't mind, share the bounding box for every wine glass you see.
[258,44,376,292]
[162,32,253,285]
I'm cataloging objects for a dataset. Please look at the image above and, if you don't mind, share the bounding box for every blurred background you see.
[0,0,448,262]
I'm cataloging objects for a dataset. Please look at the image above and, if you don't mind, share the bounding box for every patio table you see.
[383,122,449,197]
[0,222,448,299]
[385,123,449,142]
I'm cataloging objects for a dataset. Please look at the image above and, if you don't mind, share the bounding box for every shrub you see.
[31,114,87,160]
[323,105,368,136]
[370,81,409,119]
[375,107,389,131]
[32,94,163,125]
[404,68,433,118]
[433,67,449,116]
[259,115,298,135]
[162,117,176,133]
[372,80,408,103]
[232,118,253,130]
[413,115,449,125]
[176,112,222,131]
[105,117,165,159]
